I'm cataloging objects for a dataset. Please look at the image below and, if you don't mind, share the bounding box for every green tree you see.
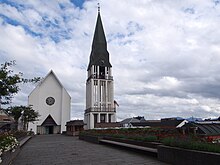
[0,61,40,107]
[7,106,23,124]
[22,106,39,131]
[6,105,39,131]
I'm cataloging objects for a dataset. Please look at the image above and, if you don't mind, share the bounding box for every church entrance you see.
[45,126,54,134]
[37,115,61,134]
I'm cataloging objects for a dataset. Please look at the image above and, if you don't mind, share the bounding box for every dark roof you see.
[87,11,112,70]
[66,120,84,126]
[120,118,140,124]
[161,119,185,127]
[131,119,185,128]
[130,122,150,127]
[41,115,57,126]
[0,109,14,122]
[186,122,220,135]
[0,122,12,129]
[134,116,145,121]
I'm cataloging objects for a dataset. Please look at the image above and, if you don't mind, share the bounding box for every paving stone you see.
[12,134,169,165]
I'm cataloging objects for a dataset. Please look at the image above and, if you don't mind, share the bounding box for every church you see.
[28,70,71,134]
[84,9,117,129]
[27,9,117,132]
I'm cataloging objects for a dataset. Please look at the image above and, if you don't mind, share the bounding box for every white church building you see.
[84,10,117,129]
[28,70,71,134]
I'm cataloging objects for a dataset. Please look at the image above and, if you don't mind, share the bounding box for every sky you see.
[1,0,220,121]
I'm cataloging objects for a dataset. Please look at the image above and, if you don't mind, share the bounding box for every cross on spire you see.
[98,3,100,13]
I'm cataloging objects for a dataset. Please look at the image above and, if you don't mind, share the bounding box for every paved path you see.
[12,134,169,165]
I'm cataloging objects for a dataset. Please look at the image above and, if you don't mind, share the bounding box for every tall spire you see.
[87,6,112,70]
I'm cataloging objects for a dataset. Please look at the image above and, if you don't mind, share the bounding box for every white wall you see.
[28,71,71,134]
[61,88,71,132]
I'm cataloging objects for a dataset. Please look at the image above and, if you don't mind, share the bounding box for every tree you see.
[8,106,23,122]
[22,106,39,131]
[0,61,40,107]
[6,105,39,131]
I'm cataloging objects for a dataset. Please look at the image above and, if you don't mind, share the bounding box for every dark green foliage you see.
[0,133,19,152]
[81,128,220,153]
[6,106,22,122]
[162,137,220,153]
[0,61,21,105]
[0,61,41,105]
[6,105,39,131]
[80,128,160,142]
[10,130,28,140]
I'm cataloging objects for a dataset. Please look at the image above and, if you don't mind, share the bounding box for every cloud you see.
[1,0,220,121]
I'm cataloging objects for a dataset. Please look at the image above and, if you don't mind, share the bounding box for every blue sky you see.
[1,0,220,120]
[70,0,85,8]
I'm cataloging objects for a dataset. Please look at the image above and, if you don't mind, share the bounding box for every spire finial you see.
[98,3,100,13]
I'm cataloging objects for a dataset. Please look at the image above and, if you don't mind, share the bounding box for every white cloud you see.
[146,76,181,90]
[1,0,220,121]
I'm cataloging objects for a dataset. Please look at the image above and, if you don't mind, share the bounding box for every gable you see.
[40,73,62,91]
[29,70,70,98]
[41,115,58,126]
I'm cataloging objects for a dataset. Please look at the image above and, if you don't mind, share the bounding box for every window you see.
[108,114,111,123]
[94,80,98,86]
[94,114,98,124]
[94,66,97,78]
[100,66,105,79]
[100,114,105,123]
[106,67,109,75]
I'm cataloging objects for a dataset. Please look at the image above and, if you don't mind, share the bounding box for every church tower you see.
[84,9,116,129]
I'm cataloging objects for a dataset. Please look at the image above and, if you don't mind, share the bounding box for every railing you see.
[87,74,113,81]
[85,107,116,113]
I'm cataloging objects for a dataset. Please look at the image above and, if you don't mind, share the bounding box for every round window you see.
[46,97,55,106]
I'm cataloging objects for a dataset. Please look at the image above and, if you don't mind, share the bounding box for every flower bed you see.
[162,136,220,153]
[80,128,220,153]
[0,133,19,164]
[80,127,182,142]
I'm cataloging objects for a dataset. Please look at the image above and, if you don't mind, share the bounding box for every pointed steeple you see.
[87,9,112,70]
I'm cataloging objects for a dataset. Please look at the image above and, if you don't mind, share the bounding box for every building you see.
[66,120,84,136]
[120,116,146,128]
[84,10,116,129]
[28,70,71,134]
[0,109,14,132]
[160,117,188,128]
[120,117,187,129]
[182,121,220,142]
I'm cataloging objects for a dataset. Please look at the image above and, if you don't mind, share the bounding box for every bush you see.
[0,133,19,152]
[11,130,28,139]
[162,137,220,153]
[0,133,19,163]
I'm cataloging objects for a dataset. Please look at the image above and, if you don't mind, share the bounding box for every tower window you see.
[108,114,111,123]
[94,80,98,86]
[100,66,105,79]
[94,66,98,78]
[94,114,98,124]
[100,114,105,123]
[106,67,109,75]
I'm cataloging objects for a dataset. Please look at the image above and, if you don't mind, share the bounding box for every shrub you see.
[162,137,220,153]
[11,130,28,139]
[0,133,19,152]
[0,133,19,163]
